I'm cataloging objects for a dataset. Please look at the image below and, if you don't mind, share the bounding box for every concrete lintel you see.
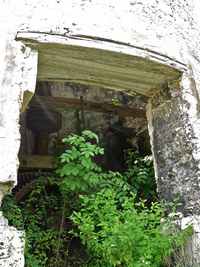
[16,31,187,73]
[16,32,183,97]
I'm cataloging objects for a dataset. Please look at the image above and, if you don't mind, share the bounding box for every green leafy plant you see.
[124,150,157,200]
[57,130,104,194]
[71,186,191,267]
[1,194,24,229]
[1,130,192,267]
[1,130,106,267]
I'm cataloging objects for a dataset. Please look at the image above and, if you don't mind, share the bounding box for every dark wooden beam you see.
[19,155,55,169]
[29,96,146,118]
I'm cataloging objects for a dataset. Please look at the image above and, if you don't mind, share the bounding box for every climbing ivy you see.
[1,130,192,267]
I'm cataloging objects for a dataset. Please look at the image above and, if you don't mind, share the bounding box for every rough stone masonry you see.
[1,0,200,265]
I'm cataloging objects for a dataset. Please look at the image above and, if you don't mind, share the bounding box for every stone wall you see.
[147,84,200,215]
[1,0,199,191]
[0,213,24,267]
[147,74,200,264]
[0,0,199,190]
[0,41,37,267]
[1,0,200,265]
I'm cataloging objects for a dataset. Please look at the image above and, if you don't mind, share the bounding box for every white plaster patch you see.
[0,40,38,185]
[180,215,200,264]
[0,212,24,267]
[180,72,200,165]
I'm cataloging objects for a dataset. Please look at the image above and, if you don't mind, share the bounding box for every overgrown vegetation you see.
[2,131,192,267]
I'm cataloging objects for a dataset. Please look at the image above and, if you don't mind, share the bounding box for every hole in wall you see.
[14,81,153,212]
[18,81,150,173]
[11,81,156,266]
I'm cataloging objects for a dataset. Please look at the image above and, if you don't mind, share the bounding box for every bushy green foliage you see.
[124,151,156,200]
[1,194,24,229]
[1,130,192,267]
[2,130,106,267]
[71,185,189,267]
[57,130,104,193]
[3,176,71,267]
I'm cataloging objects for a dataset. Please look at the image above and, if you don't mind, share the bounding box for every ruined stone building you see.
[1,0,200,266]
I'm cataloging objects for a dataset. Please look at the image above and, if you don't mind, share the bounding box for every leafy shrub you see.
[57,130,105,194]
[1,130,192,267]
[71,186,189,267]
[124,151,157,200]
[1,194,24,229]
[2,130,106,267]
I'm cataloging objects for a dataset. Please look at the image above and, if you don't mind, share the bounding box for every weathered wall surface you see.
[0,43,37,188]
[0,39,37,267]
[0,213,24,267]
[5,0,199,63]
[147,80,200,216]
[0,0,198,185]
[0,0,199,189]
[1,0,200,265]
[147,73,200,263]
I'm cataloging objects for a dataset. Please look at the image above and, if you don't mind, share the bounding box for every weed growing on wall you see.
[1,130,192,267]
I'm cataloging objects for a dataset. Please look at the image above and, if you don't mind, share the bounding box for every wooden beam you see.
[19,155,55,169]
[30,96,146,118]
